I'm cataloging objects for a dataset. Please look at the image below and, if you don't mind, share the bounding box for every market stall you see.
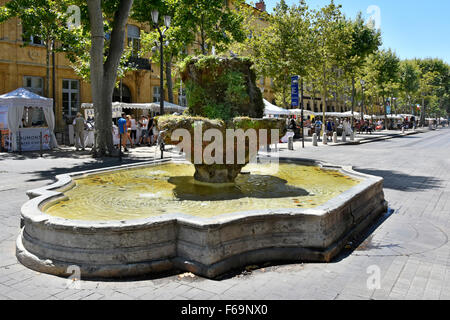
[263,99,290,118]
[80,101,188,146]
[0,88,57,152]
[288,108,316,117]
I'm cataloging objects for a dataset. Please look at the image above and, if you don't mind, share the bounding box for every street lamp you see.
[151,10,171,115]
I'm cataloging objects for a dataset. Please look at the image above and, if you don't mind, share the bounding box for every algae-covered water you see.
[44,162,360,221]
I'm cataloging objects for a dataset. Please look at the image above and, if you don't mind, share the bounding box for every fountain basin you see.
[17,159,387,279]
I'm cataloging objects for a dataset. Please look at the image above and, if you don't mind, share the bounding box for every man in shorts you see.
[139,115,149,145]
[118,113,128,152]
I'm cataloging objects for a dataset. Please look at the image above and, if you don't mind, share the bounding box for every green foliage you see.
[180,55,263,121]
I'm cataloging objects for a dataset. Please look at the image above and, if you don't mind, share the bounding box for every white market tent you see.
[81,101,187,115]
[0,88,57,151]
[263,99,290,117]
[289,108,315,117]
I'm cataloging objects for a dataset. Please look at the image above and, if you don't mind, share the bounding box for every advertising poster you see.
[16,128,51,151]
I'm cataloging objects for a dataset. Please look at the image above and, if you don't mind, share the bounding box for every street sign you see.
[291,76,299,108]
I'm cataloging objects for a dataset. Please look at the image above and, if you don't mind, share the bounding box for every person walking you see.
[326,119,334,142]
[118,113,128,152]
[314,119,322,142]
[125,115,134,148]
[147,115,155,146]
[73,113,86,151]
[138,115,149,146]
[130,115,137,145]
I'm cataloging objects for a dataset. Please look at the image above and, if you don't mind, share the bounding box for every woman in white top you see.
[130,115,138,144]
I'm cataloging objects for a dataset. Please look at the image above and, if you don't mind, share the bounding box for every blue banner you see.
[291,76,299,108]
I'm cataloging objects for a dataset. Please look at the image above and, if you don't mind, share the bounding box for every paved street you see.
[0,127,449,300]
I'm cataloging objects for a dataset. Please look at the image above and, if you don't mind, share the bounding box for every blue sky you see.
[253,0,450,63]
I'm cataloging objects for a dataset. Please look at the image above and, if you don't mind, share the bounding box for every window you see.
[153,86,161,103]
[22,26,44,45]
[127,25,140,58]
[62,79,80,118]
[23,76,44,95]
[179,88,187,107]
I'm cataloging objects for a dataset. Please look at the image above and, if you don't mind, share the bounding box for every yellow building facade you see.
[0,0,343,142]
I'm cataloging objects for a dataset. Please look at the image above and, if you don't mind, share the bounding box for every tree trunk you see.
[45,40,50,97]
[322,63,327,130]
[351,76,355,116]
[200,15,206,55]
[52,40,56,115]
[87,0,134,157]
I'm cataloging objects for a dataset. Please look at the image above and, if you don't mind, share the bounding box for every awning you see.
[289,109,315,116]
[81,101,187,114]
[264,99,290,116]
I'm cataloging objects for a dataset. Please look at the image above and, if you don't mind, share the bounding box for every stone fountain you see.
[16,56,388,279]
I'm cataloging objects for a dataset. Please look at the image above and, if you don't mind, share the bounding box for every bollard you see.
[312,133,318,146]
[402,127,405,134]
[0,131,3,152]
[350,132,355,141]
[160,142,165,159]
[342,134,347,143]
[288,136,294,150]
[332,132,338,143]
[322,133,328,145]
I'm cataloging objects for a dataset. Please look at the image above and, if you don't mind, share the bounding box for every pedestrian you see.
[118,113,128,152]
[147,115,155,146]
[138,115,149,146]
[73,112,86,151]
[314,119,322,141]
[326,119,333,141]
[130,115,137,145]
[126,115,134,148]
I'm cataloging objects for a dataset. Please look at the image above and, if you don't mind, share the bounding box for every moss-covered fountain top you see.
[158,55,286,184]
[179,55,265,120]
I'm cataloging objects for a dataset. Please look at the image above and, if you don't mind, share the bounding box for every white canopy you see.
[289,108,316,117]
[0,88,57,151]
[81,101,187,115]
[263,99,290,116]
[315,112,354,118]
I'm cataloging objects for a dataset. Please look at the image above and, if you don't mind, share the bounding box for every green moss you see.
[178,55,264,121]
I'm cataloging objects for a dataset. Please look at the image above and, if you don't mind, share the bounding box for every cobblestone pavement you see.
[0,128,449,300]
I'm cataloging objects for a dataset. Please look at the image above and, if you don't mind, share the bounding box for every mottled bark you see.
[87,0,134,157]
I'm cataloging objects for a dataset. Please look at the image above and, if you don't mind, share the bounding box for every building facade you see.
[0,0,346,142]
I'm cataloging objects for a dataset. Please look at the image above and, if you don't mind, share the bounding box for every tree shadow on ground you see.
[22,157,155,183]
[353,167,443,192]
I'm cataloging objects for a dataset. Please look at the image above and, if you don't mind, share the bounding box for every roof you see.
[0,88,53,108]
